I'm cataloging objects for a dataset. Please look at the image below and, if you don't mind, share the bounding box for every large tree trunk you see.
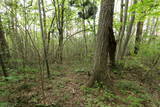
[121,0,137,57]
[0,16,9,78]
[88,0,115,87]
[134,21,144,54]
[109,28,116,67]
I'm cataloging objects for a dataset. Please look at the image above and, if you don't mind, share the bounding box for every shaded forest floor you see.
[0,59,160,107]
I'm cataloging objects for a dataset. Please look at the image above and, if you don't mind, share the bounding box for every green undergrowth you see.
[0,56,160,107]
[81,79,159,107]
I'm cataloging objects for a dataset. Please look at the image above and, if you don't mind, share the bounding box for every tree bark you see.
[88,0,115,87]
[0,53,8,79]
[38,0,50,78]
[121,0,137,57]
[41,0,51,78]
[53,0,65,64]
[148,17,158,43]
[82,0,88,57]
[117,0,129,59]
[118,0,124,36]
[109,28,116,67]
[134,21,144,54]
[0,16,9,78]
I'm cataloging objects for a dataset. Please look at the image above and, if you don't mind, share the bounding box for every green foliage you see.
[122,37,160,71]
[56,81,65,88]
[125,95,144,107]
[102,90,118,102]
[81,86,96,94]
[74,68,86,73]
[52,71,63,76]
[0,102,10,107]
[7,75,22,81]
[138,40,160,67]
[0,0,159,107]
[115,80,145,93]
[18,66,39,73]
[129,0,160,20]
[84,88,118,107]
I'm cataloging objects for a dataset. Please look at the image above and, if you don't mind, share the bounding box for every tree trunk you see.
[23,0,27,69]
[117,0,129,59]
[134,21,144,54]
[53,0,65,64]
[82,0,88,57]
[93,0,96,37]
[121,0,137,57]
[0,16,9,78]
[41,0,51,78]
[38,0,50,78]
[0,54,8,79]
[145,18,150,35]
[148,17,158,43]
[118,0,124,36]
[109,28,116,67]
[88,0,115,87]
[58,29,64,63]
[82,18,88,57]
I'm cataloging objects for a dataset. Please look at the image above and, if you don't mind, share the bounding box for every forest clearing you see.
[0,0,160,107]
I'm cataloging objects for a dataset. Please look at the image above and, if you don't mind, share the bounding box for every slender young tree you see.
[119,0,124,36]
[38,0,50,78]
[88,0,115,87]
[117,0,129,59]
[41,0,51,78]
[121,0,137,57]
[53,0,66,64]
[148,17,159,43]
[82,0,88,57]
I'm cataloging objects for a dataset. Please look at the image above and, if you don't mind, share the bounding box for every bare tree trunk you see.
[143,18,150,42]
[41,0,51,78]
[145,18,150,35]
[0,54,8,79]
[121,0,137,57]
[117,0,129,59]
[38,0,46,97]
[0,16,9,79]
[38,0,50,78]
[53,0,65,64]
[109,28,116,67]
[58,29,64,63]
[23,0,27,69]
[93,0,96,37]
[82,0,88,57]
[88,0,115,87]
[151,17,158,36]
[134,21,144,54]
[148,17,159,43]
[118,0,124,36]
[82,18,88,57]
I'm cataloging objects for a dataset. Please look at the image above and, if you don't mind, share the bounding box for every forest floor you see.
[0,59,160,107]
